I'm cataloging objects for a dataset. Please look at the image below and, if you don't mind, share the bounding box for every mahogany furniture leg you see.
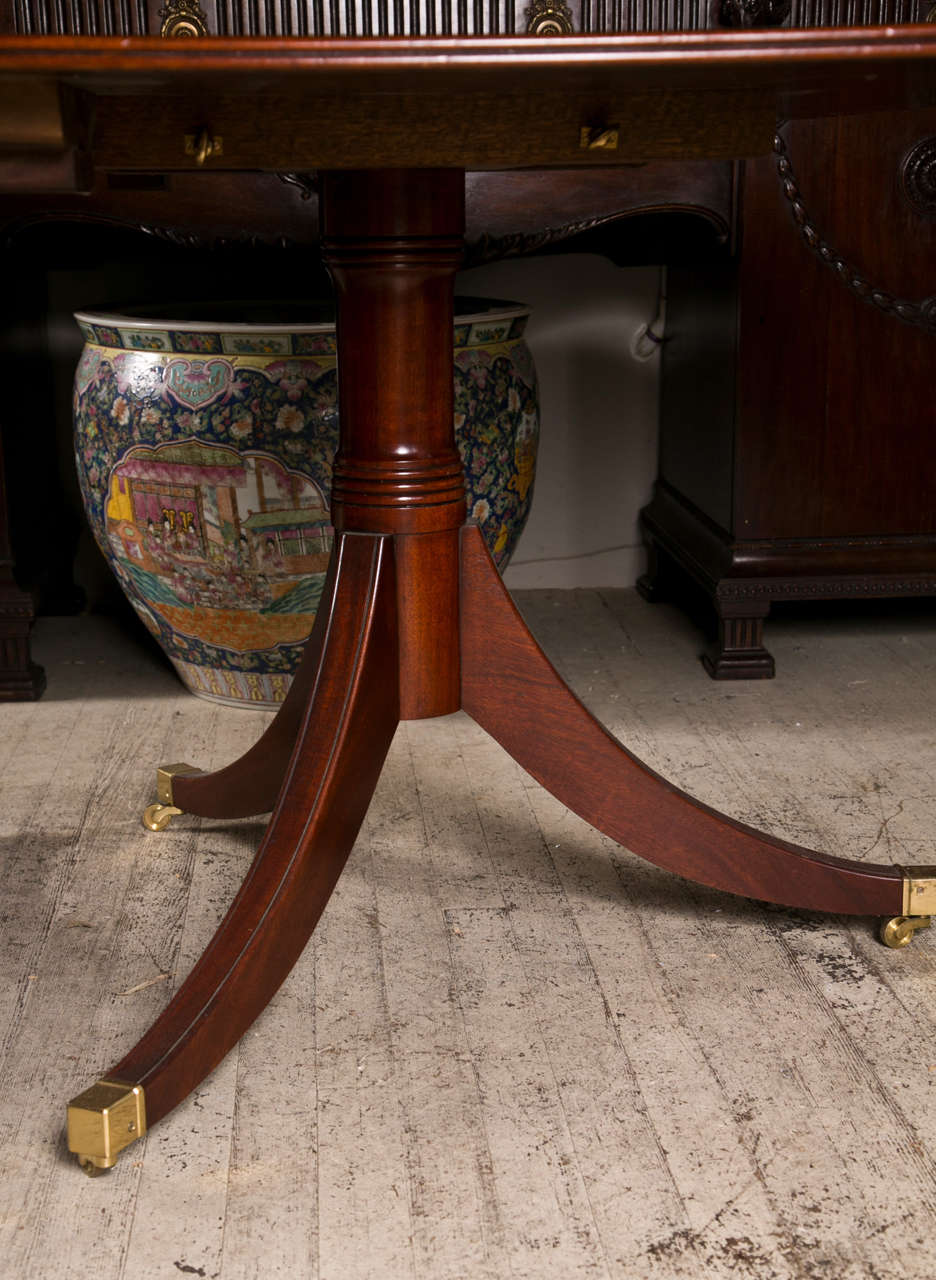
[703,599,775,680]
[460,522,906,916]
[634,536,676,605]
[67,168,467,1172]
[68,531,400,1172]
[142,548,343,826]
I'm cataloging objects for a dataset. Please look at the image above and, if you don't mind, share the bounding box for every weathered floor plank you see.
[3,599,936,1279]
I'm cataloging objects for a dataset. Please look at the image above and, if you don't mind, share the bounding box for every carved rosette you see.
[901,137,936,219]
[525,0,574,34]
[159,0,209,37]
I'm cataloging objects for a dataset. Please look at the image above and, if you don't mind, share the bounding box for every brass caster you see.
[67,1080,146,1174]
[142,802,182,832]
[880,915,932,949]
[142,762,201,831]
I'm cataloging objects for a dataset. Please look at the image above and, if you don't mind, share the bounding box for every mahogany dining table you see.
[1,27,935,1174]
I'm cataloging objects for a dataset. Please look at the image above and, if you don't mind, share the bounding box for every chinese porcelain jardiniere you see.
[73,298,539,707]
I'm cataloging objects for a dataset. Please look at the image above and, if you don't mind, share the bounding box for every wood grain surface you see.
[1,31,936,173]
[461,524,903,914]
[110,531,400,1126]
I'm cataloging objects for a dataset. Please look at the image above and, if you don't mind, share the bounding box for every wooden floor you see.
[3,590,936,1279]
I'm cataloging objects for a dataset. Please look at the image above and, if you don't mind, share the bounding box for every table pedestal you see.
[65,168,926,1175]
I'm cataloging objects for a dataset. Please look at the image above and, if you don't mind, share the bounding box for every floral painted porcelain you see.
[73,299,539,708]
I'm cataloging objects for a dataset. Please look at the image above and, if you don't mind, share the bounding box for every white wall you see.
[456,254,662,590]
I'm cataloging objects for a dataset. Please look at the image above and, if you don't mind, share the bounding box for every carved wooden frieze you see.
[0,0,928,35]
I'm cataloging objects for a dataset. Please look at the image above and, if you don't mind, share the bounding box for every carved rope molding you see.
[464,213,634,267]
[773,129,936,335]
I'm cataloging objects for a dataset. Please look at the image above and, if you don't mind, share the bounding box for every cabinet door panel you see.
[734,118,835,541]
[819,110,936,537]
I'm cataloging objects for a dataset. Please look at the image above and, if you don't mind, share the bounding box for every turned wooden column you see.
[320,169,466,720]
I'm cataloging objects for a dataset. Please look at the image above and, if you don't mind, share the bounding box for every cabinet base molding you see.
[639,487,936,679]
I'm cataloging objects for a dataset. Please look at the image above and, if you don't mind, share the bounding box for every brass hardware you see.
[184,130,223,166]
[142,762,200,830]
[900,866,936,917]
[878,868,936,946]
[157,762,200,806]
[67,1079,146,1174]
[880,915,932,949]
[579,125,620,152]
[525,0,574,33]
[160,0,209,36]
[142,802,183,831]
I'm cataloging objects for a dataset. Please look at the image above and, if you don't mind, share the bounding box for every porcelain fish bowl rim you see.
[74,296,531,334]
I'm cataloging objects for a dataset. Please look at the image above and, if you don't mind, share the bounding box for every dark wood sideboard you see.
[641,104,936,677]
[0,0,933,702]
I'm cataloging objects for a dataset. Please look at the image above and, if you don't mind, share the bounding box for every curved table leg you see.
[459,524,905,918]
[68,532,399,1172]
[147,547,346,824]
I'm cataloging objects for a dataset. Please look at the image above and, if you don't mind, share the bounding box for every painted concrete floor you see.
[2,591,936,1279]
